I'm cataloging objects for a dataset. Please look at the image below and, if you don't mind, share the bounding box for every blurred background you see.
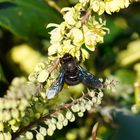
[0,0,140,140]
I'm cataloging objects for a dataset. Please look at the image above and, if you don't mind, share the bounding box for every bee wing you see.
[78,66,103,89]
[46,71,65,99]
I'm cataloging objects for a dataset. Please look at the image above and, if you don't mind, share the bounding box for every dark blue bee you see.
[46,53,103,99]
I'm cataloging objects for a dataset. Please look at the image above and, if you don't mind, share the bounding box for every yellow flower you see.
[48,43,61,56]
[63,8,77,26]
[90,0,105,15]
[68,28,84,46]
[98,1,106,15]
[84,31,97,51]
[105,0,120,14]
[105,0,130,14]
[79,0,89,6]
[117,0,130,8]
[50,27,62,43]
[83,24,105,51]
[62,40,76,53]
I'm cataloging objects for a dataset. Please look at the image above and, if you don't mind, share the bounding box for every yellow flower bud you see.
[105,0,129,14]
[50,27,62,43]
[91,0,100,12]
[63,10,76,25]
[48,43,62,56]
[98,1,106,15]
[105,0,120,14]
[84,31,96,51]
[69,28,84,46]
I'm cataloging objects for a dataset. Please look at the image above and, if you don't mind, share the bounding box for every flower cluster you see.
[0,77,34,140]
[15,89,104,140]
[47,0,130,61]
[0,75,116,139]
[79,0,130,15]
[47,3,108,61]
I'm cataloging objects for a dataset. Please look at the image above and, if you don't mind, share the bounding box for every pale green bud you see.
[35,102,44,113]
[85,104,91,111]
[25,131,33,140]
[80,102,86,112]
[48,123,56,131]
[36,133,44,140]
[92,97,97,103]
[66,110,73,120]
[62,118,68,126]
[22,117,30,126]
[56,121,63,130]
[35,113,41,119]
[37,70,49,83]
[26,108,34,118]
[96,99,101,105]
[51,118,57,124]
[39,127,47,136]
[47,128,54,136]
[78,112,84,117]
[57,113,65,121]
[98,91,104,98]
[88,90,95,97]
[87,100,93,106]
[71,104,80,112]
[69,114,75,122]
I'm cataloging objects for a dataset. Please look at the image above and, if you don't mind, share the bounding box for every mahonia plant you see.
[0,0,132,140]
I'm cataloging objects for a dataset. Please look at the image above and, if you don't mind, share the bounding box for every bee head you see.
[60,53,74,64]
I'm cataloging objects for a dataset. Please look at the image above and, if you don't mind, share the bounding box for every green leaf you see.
[111,109,140,140]
[0,0,62,39]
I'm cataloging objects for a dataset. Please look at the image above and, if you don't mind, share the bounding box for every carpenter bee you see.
[46,53,103,99]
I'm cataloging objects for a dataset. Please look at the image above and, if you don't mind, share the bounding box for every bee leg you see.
[78,49,82,64]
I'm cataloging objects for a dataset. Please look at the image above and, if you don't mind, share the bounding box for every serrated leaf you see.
[0,0,62,39]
